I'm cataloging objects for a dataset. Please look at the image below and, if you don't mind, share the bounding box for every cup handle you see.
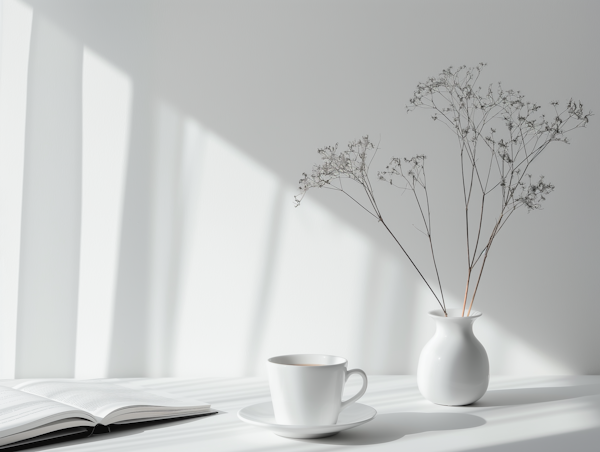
[340,368,368,410]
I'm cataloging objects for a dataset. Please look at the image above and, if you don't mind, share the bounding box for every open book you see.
[0,380,215,449]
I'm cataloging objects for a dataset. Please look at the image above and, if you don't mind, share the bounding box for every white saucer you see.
[237,402,377,439]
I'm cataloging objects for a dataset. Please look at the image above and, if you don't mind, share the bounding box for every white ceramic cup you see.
[267,354,368,425]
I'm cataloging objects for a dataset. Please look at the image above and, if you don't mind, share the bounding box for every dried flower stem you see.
[379,155,447,314]
[408,63,591,315]
[296,64,591,316]
[295,138,447,315]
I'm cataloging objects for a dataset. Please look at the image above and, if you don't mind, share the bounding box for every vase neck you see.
[428,309,482,337]
[435,318,476,337]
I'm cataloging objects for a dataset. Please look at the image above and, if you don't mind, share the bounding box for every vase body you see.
[417,308,489,406]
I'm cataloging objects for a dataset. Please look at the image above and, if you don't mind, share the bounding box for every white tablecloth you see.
[2,376,600,451]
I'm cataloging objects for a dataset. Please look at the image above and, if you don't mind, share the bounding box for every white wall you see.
[0,0,598,377]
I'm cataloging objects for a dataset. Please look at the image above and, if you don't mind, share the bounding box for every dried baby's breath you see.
[296,64,592,316]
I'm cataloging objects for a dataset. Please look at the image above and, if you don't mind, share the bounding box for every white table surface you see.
[3,376,600,451]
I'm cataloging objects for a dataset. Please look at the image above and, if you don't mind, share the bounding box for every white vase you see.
[417,308,489,406]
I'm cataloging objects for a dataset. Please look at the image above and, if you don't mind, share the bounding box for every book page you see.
[15,380,211,425]
[0,386,95,446]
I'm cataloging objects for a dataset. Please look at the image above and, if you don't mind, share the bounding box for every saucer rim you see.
[237,401,377,430]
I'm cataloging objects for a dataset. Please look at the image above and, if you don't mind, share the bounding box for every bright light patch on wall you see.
[0,0,32,378]
[173,118,281,376]
[166,124,404,377]
[479,316,572,375]
[253,194,375,376]
[75,47,131,378]
[146,102,189,377]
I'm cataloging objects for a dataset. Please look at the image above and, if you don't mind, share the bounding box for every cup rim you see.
[268,354,347,367]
